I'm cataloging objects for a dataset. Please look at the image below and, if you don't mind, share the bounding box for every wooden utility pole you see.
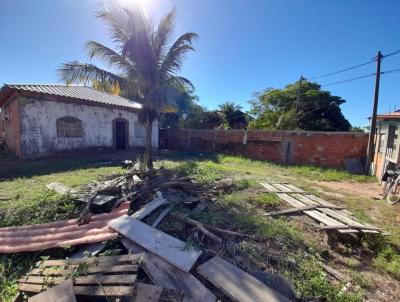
[365,51,383,174]
[296,75,304,111]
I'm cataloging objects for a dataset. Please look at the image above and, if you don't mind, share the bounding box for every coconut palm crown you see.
[58,2,198,168]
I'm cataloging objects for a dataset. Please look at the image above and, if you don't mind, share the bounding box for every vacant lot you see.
[0,152,399,302]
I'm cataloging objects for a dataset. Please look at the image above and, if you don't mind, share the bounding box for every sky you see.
[0,0,399,127]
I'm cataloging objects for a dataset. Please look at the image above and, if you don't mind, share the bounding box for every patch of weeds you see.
[0,254,37,302]
[343,258,361,269]
[350,208,372,223]
[248,193,282,207]
[259,219,303,245]
[0,193,84,227]
[284,257,363,302]
[373,246,400,279]
[350,271,373,290]
[174,160,223,183]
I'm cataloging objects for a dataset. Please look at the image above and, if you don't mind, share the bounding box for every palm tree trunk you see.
[145,122,153,169]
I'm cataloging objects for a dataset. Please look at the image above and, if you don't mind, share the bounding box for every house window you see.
[135,123,146,138]
[387,126,398,150]
[56,117,83,138]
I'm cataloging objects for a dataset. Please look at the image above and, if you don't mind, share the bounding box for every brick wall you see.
[160,129,369,168]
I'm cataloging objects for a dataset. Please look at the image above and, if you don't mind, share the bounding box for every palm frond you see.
[167,76,195,91]
[160,32,198,78]
[86,41,137,74]
[152,9,175,61]
[58,61,140,98]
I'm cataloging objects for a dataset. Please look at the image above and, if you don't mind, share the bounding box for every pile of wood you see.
[11,168,297,301]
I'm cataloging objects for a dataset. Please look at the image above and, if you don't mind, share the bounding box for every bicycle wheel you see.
[382,180,393,198]
[387,181,400,205]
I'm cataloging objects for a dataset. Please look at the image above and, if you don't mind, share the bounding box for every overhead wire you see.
[321,69,400,87]
[307,60,375,80]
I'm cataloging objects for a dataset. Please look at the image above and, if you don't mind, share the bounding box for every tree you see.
[218,102,248,129]
[58,2,197,168]
[248,80,351,131]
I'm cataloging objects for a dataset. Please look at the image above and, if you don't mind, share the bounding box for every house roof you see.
[0,84,142,111]
[376,109,400,120]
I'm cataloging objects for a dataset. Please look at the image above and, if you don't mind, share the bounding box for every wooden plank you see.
[36,254,140,267]
[265,205,343,217]
[133,283,184,302]
[19,274,137,285]
[140,252,216,302]
[197,256,292,302]
[20,283,135,296]
[273,184,292,193]
[283,184,304,192]
[46,183,75,195]
[293,194,379,233]
[109,215,201,272]
[152,208,171,228]
[277,194,355,232]
[28,280,76,302]
[305,194,353,216]
[29,264,138,276]
[131,193,168,220]
[259,182,279,192]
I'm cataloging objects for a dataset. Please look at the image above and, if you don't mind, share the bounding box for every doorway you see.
[113,118,128,151]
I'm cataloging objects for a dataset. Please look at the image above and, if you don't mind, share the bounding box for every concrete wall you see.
[1,97,21,156]
[160,129,368,169]
[16,96,158,158]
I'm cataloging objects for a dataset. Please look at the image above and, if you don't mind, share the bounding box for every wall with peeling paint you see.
[17,96,158,158]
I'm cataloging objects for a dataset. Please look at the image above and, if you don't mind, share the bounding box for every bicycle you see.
[382,167,400,205]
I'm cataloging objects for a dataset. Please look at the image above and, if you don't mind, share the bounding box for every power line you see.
[322,73,376,87]
[321,68,400,87]
[307,60,375,80]
[382,49,400,58]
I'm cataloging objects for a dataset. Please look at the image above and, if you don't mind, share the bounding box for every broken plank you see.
[259,182,279,192]
[131,193,168,220]
[140,252,216,302]
[36,254,140,267]
[151,208,171,228]
[20,283,135,297]
[46,182,76,195]
[133,283,184,302]
[28,280,76,302]
[293,194,379,233]
[108,215,201,272]
[19,274,137,286]
[277,194,355,232]
[283,183,304,192]
[273,184,293,193]
[197,256,292,302]
[265,205,343,216]
[29,264,138,276]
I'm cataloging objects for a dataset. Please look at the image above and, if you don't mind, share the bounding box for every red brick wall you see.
[160,129,369,168]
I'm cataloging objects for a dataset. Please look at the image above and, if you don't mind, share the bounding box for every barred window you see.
[56,117,83,138]
[135,123,146,138]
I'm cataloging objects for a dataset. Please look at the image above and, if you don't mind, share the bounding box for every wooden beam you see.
[265,205,343,216]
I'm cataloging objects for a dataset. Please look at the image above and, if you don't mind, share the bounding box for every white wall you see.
[19,96,158,158]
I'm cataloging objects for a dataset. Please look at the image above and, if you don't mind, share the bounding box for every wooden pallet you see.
[258,182,304,193]
[276,193,380,234]
[19,254,140,297]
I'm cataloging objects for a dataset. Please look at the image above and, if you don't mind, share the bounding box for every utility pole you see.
[296,75,304,112]
[365,51,383,174]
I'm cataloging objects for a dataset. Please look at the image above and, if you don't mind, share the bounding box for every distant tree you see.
[350,126,367,133]
[248,80,351,131]
[180,106,225,129]
[218,102,248,129]
[59,3,197,168]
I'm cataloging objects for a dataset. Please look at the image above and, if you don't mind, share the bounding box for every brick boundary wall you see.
[159,129,369,168]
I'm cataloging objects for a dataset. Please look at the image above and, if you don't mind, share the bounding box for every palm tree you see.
[218,102,248,129]
[58,2,198,168]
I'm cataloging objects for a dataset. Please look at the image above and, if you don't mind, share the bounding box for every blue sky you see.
[0,0,399,127]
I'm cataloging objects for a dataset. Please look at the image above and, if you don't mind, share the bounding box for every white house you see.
[0,84,158,158]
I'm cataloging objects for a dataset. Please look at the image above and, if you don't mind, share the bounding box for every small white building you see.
[0,84,158,158]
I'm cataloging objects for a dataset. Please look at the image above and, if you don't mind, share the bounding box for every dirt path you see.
[311,180,382,199]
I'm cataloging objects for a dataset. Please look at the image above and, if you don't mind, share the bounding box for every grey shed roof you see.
[0,84,142,110]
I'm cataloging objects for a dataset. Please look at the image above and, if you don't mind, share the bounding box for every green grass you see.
[0,152,397,302]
